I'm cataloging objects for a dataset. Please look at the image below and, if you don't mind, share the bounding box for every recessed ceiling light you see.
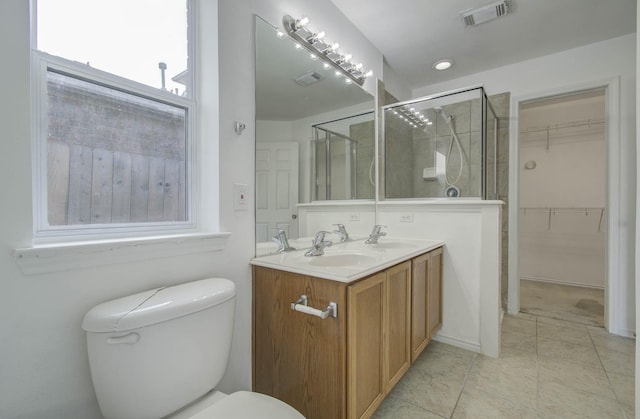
[433,59,454,71]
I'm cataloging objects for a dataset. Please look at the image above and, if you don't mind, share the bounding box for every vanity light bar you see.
[282,15,371,86]
[387,106,433,130]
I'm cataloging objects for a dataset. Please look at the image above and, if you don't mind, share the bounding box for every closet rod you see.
[520,207,605,232]
[520,118,605,135]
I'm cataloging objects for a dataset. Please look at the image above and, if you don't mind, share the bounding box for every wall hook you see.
[234,121,246,135]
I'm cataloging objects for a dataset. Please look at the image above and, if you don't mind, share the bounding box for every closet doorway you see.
[517,88,606,327]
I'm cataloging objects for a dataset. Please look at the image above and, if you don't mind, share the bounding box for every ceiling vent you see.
[294,71,324,86]
[461,0,509,27]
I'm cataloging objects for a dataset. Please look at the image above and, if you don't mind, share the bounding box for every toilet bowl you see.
[82,278,303,419]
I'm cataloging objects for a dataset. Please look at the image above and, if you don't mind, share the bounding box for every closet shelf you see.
[520,207,604,212]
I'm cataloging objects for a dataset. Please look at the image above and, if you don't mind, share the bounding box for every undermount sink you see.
[307,253,377,267]
[366,241,419,250]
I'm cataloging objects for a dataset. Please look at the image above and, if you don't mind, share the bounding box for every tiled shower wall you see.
[491,92,511,308]
[350,121,376,199]
[383,92,511,305]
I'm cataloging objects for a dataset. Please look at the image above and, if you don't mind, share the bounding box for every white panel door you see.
[256,142,299,242]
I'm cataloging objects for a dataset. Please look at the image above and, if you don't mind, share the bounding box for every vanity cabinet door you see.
[253,266,347,419]
[428,247,443,338]
[383,261,411,392]
[410,253,429,363]
[347,272,385,419]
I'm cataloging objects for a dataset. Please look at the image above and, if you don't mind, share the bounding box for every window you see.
[33,0,195,240]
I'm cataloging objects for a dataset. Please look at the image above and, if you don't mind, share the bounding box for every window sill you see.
[13,232,230,275]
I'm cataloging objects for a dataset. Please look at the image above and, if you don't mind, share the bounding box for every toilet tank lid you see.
[82,278,236,333]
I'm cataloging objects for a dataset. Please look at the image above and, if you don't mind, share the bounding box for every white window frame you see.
[30,0,200,244]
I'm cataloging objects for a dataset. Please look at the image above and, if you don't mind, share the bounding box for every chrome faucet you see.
[365,225,387,244]
[304,231,333,256]
[333,224,350,242]
[272,229,296,253]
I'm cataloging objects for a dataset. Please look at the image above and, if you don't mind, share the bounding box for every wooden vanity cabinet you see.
[252,267,347,419]
[410,248,443,362]
[347,272,385,419]
[427,247,443,339]
[253,247,442,419]
[410,253,429,362]
[347,261,411,419]
[381,262,411,392]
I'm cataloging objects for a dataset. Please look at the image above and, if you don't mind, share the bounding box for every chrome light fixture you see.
[282,15,372,86]
[386,105,433,130]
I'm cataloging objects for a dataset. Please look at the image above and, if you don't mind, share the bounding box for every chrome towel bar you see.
[291,295,337,319]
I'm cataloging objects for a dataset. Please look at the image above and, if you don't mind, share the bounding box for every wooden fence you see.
[48,141,186,226]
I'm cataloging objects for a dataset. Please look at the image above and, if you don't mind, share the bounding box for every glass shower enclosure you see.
[312,111,375,200]
[382,86,498,199]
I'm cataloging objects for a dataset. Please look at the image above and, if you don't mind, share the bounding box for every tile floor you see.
[520,279,605,327]
[373,314,635,419]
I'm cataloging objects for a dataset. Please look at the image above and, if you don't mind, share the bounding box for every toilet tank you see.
[82,278,236,419]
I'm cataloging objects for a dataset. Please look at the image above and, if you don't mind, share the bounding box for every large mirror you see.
[255,16,374,254]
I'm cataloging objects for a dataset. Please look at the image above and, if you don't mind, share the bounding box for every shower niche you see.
[383,86,497,199]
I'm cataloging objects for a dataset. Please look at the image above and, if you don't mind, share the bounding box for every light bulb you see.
[343,53,352,61]
[323,62,330,69]
[316,31,326,40]
[355,63,363,70]
[295,43,301,49]
[331,42,340,50]
[298,16,309,26]
[310,53,317,60]
[365,70,373,77]
[432,59,454,71]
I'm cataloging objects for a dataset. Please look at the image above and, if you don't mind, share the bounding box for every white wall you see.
[414,34,637,334]
[0,1,383,418]
[297,201,376,238]
[255,120,295,143]
[382,59,411,101]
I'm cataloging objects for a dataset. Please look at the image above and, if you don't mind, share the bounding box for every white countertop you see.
[251,238,444,283]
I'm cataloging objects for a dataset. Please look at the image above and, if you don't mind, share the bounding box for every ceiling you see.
[329,0,637,90]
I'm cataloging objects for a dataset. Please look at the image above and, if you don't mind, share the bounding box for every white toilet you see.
[82,278,303,419]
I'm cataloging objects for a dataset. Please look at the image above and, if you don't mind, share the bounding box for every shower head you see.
[435,107,453,123]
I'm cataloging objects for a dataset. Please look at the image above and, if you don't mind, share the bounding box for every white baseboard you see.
[615,328,636,339]
[432,333,480,353]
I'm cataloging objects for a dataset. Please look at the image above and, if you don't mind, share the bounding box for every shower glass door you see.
[312,111,375,201]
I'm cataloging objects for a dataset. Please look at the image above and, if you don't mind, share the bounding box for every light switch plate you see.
[233,183,249,211]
